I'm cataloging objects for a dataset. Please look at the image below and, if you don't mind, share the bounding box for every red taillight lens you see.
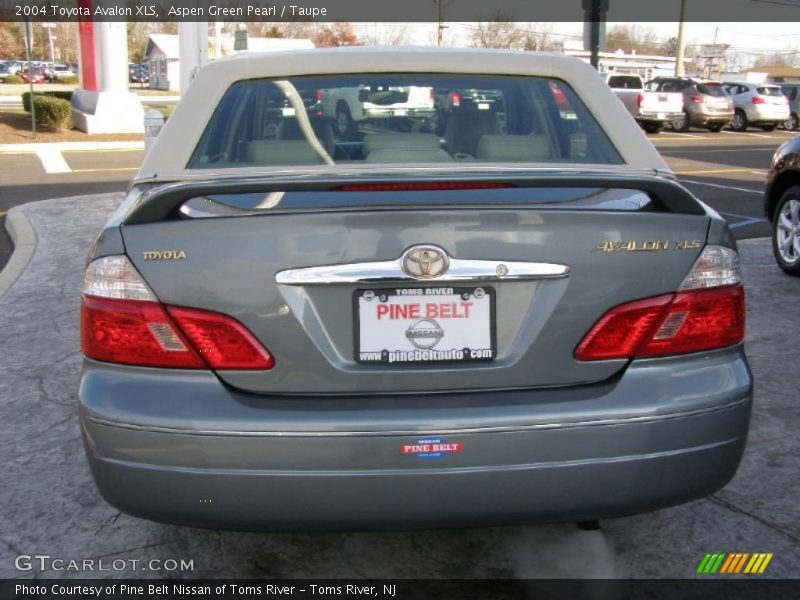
[575,285,745,361]
[574,294,673,361]
[82,296,205,368]
[690,95,704,103]
[451,91,461,107]
[81,255,274,370]
[752,96,766,104]
[167,306,274,370]
[637,93,644,108]
[82,296,275,370]
[638,286,745,357]
[315,89,324,102]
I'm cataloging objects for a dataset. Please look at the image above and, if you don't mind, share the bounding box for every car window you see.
[696,83,728,97]
[189,74,623,169]
[757,86,784,97]
[607,75,642,89]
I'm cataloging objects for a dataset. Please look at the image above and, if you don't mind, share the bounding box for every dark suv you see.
[647,77,734,132]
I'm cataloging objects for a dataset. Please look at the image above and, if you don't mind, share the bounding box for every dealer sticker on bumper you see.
[402,438,464,458]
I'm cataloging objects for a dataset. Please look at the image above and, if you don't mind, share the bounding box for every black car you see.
[764,135,800,274]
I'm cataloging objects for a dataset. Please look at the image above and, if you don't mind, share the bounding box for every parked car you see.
[319,82,436,139]
[4,60,23,75]
[764,135,800,274]
[600,73,683,134]
[44,63,75,82]
[0,63,12,82]
[79,48,751,530]
[779,83,799,131]
[723,81,790,132]
[649,77,734,132]
[129,63,149,84]
[19,69,46,84]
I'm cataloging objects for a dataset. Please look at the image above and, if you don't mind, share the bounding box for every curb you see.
[0,141,144,153]
[0,205,37,298]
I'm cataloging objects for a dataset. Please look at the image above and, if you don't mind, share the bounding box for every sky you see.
[375,22,799,62]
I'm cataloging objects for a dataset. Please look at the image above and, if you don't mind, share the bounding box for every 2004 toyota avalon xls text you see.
[79,48,752,530]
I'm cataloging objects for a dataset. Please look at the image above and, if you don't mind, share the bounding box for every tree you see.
[605,25,660,55]
[470,20,527,50]
[359,24,411,46]
[312,22,360,47]
[523,24,560,52]
[659,37,679,57]
[0,23,22,58]
[754,51,799,68]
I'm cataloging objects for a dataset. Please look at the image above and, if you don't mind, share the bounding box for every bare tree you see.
[312,22,361,47]
[523,24,560,52]
[605,25,660,55]
[754,51,799,68]
[470,20,527,50]
[0,22,23,58]
[359,24,412,46]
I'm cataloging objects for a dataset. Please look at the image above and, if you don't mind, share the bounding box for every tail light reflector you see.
[315,89,324,102]
[752,97,766,104]
[451,91,461,107]
[81,256,273,370]
[689,95,704,103]
[637,93,644,108]
[575,245,745,361]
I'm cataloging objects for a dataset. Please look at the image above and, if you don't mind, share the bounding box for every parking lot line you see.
[660,147,776,153]
[70,167,140,173]
[721,130,773,139]
[680,179,763,194]
[35,148,71,174]
[677,168,767,175]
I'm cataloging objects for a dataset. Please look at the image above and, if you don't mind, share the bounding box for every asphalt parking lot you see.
[0,172,799,580]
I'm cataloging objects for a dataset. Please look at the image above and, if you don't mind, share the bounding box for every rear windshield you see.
[696,83,728,97]
[188,74,622,169]
[757,86,784,97]
[607,75,642,89]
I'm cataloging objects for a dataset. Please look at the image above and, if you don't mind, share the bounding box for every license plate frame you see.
[353,286,497,365]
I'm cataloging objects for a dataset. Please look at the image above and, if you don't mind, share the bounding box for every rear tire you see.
[761,124,778,132]
[642,122,664,134]
[786,113,798,131]
[772,186,800,276]
[729,109,748,132]
[707,123,724,132]
[670,111,691,132]
[334,102,355,140]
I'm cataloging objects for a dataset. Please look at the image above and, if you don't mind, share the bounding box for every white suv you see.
[723,81,790,132]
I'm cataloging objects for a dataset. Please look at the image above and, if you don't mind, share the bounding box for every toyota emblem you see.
[401,245,449,279]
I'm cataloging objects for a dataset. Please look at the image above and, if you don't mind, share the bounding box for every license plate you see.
[354,287,496,364]
[657,112,666,120]
[394,109,408,116]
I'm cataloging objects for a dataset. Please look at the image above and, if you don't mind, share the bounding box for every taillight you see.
[689,95,704,103]
[637,93,644,108]
[575,246,744,361]
[81,256,274,370]
[315,89,324,102]
[450,91,461,107]
[752,97,766,104]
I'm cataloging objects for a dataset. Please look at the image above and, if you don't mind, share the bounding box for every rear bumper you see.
[745,106,790,124]
[687,107,733,124]
[636,110,683,122]
[79,347,753,530]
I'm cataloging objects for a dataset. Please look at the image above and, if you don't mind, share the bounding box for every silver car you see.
[724,81,790,131]
[79,48,751,530]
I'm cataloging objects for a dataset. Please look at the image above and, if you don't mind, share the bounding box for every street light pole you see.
[675,0,687,77]
[24,17,36,139]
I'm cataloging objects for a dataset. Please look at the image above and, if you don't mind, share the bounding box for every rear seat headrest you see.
[241,140,325,166]
[476,135,553,162]
[362,133,441,156]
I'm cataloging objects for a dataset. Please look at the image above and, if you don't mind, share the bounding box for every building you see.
[145,34,180,92]
[727,66,800,84]
[145,33,315,92]
[563,48,683,80]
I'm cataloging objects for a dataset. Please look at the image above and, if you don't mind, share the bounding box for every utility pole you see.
[582,0,608,70]
[436,0,444,47]
[675,0,687,77]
